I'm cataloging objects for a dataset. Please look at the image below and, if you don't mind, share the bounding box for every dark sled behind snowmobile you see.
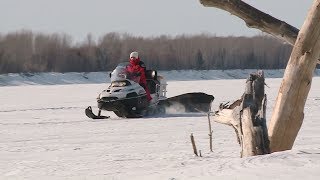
[158,92,214,113]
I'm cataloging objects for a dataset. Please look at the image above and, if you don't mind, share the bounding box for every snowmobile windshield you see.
[110,63,128,82]
[110,63,141,83]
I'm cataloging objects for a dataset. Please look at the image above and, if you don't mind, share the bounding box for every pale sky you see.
[0,0,314,42]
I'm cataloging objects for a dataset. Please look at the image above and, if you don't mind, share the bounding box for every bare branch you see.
[199,0,299,45]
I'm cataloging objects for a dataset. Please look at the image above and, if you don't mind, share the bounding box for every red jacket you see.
[126,57,152,101]
[126,57,147,86]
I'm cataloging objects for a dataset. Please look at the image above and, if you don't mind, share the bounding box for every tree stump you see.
[213,70,270,157]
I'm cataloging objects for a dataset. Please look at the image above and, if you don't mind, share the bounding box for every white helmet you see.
[130,51,139,59]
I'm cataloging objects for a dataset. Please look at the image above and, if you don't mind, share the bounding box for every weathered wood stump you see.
[213,70,270,157]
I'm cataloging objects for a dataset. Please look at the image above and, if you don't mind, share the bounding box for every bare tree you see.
[201,0,320,154]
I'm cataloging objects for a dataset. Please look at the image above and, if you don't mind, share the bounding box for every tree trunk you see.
[200,0,320,153]
[213,71,270,157]
[268,0,320,152]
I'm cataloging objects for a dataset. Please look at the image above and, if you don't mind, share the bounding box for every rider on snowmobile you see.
[126,51,152,101]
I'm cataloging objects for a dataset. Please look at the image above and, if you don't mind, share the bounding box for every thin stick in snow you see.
[190,133,198,156]
[207,113,213,152]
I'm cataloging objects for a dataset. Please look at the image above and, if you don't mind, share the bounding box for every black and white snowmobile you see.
[86,62,167,119]
[85,62,215,119]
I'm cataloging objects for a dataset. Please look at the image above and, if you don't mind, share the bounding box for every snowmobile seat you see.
[145,70,157,80]
[147,79,157,94]
[145,70,160,94]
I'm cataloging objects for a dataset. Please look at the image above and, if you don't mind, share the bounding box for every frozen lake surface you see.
[1,71,320,179]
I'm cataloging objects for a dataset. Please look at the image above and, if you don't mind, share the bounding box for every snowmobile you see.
[85,62,214,119]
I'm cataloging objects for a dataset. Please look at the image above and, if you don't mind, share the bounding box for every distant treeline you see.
[0,30,294,74]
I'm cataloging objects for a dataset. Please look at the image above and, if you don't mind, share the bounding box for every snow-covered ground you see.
[1,70,320,180]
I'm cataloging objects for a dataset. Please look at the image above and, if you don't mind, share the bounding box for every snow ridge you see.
[1,69,320,86]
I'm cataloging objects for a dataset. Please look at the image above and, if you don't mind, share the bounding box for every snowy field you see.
[1,71,320,179]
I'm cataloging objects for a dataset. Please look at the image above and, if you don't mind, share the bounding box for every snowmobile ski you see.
[85,106,110,119]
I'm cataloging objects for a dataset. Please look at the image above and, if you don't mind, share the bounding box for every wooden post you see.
[207,113,213,152]
[190,133,198,156]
